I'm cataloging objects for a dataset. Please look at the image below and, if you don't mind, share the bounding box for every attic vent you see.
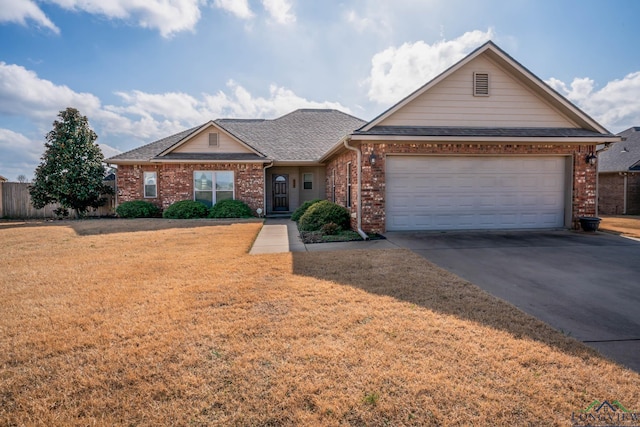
[473,72,489,96]
[208,132,219,147]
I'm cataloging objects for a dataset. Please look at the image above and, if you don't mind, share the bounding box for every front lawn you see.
[1,219,638,425]
[600,215,640,238]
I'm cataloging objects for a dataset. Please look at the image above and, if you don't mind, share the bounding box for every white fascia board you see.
[350,135,622,143]
[149,159,268,164]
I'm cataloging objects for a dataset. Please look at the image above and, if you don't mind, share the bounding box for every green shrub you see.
[162,200,209,219]
[291,199,323,222]
[208,199,254,218]
[116,200,161,218]
[298,200,350,232]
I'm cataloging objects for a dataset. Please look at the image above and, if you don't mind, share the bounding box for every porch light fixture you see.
[369,152,377,165]
[585,152,597,165]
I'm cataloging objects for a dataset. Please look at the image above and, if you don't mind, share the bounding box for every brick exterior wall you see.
[116,163,264,213]
[325,142,598,234]
[599,172,640,215]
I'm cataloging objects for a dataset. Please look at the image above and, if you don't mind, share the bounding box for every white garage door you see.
[386,156,567,231]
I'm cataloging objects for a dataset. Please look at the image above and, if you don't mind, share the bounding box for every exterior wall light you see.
[369,152,377,165]
[586,152,597,165]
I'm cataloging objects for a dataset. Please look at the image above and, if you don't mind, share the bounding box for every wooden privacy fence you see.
[0,181,116,219]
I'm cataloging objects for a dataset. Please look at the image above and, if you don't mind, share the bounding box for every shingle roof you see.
[354,126,617,138]
[216,109,366,161]
[106,109,366,163]
[107,125,202,162]
[599,127,640,172]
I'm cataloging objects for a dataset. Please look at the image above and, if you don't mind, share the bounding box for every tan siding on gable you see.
[174,126,253,153]
[380,55,577,128]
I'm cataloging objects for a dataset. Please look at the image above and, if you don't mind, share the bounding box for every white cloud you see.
[0,128,44,180]
[0,60,351,157]
[344,9,389,35]
[0,62,102,120]
[547,73,640,133]
[365,29,494,104]
[51,0,203,37]
[0,0,60,33]
[261,0,295,24]
[213,0,254,20]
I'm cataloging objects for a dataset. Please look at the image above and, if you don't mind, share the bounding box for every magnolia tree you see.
[30,107,112,218]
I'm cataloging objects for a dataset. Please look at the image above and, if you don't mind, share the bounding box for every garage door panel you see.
[386,156,566,231]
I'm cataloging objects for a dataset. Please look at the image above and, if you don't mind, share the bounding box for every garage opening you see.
[385,155,568,231]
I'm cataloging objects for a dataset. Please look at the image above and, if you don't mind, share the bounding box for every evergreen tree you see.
[30,108,112,217]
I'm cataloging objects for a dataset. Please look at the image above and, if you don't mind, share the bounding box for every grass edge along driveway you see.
[1,219,638,426]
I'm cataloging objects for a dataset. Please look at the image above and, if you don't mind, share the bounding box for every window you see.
[143,171,157,198]
[303,173,313,190]
[346,162,352,208]
[473,72,489,96]
[208,133,219,147]
[194,171,234,207]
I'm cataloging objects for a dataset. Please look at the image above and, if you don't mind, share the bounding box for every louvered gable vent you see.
[473,72,489,96]
[208,132,219,147]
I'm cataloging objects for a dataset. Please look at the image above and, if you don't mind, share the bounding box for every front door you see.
[272,174,289,212]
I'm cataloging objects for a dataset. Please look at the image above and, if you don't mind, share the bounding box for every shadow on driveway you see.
[384,230,640,372]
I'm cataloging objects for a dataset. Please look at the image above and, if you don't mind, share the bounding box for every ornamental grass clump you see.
[162,200,208,219]
[298,200,350,232]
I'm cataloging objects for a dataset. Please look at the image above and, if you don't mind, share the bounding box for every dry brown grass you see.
[1,219,638,426]
[600,215,640,238]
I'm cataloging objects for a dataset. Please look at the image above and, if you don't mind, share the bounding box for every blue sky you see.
[2,0,640,180]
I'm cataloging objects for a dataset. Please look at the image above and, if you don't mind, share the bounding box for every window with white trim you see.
[143,171,157,198]
[194,171,234,207]
[303,173,313,190]
[346,162,352,208]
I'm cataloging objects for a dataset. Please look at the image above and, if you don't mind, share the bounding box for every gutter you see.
[342,137,369,240]
[263,160,274,216]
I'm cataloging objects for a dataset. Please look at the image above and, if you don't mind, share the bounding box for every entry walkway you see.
[249,218,396,254]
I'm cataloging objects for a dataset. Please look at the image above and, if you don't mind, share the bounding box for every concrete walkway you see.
[249,218,396,254]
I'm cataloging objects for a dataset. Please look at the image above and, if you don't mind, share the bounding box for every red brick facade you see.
[116,163,264,212]
[325,141,598,234]
[598,172,640,215]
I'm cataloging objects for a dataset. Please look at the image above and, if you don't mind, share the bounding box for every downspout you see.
[263,160,274,217]
[343,138,369,240]
[623,173,628,214]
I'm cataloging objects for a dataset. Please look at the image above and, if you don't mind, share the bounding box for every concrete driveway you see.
[385,230,640,372]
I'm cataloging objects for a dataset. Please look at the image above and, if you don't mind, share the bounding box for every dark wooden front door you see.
[272,174,289,211]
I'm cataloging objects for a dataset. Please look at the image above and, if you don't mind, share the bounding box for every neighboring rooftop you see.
[599,127,640,172]
[107,109,366,163]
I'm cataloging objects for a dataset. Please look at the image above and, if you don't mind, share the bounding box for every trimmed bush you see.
[116,200,161,218]
[208,199,254,218]
[298,200,350,232]
[291,199,323,222]
[162,200,209,219]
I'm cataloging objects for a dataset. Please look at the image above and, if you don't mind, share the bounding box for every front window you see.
[303,173,313,190]
[194,171,234,207]
[144,171,157,198]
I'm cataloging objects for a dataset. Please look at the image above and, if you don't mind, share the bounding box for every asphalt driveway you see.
[385,230,640,372]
